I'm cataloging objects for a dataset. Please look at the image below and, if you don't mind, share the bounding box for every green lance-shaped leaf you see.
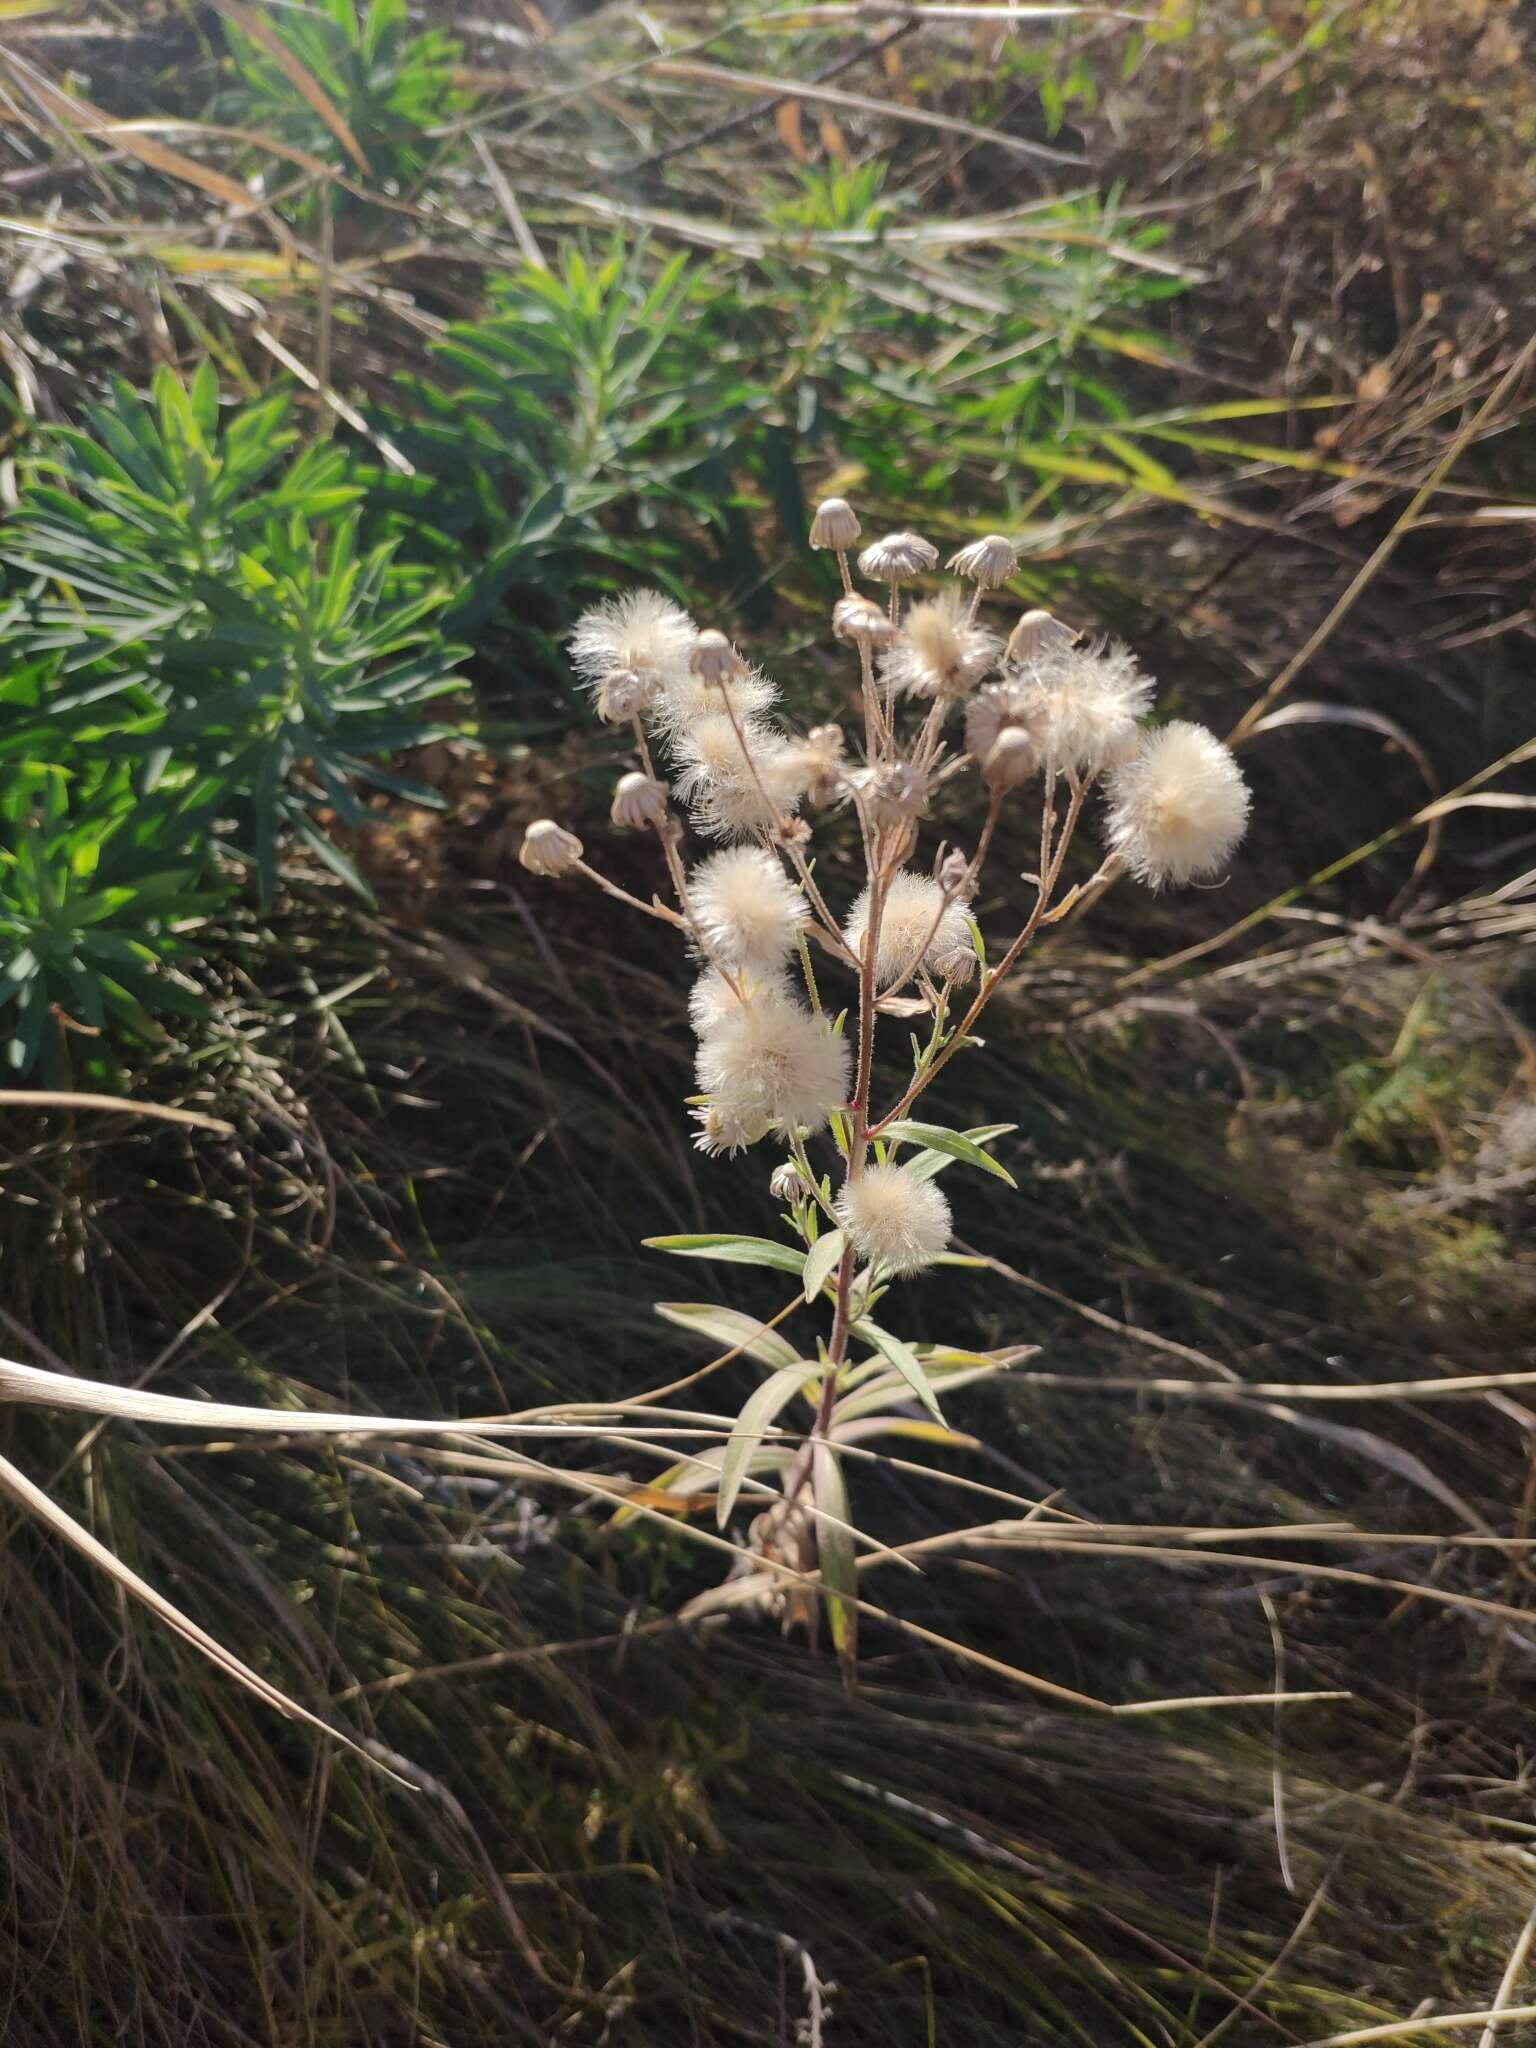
[644,1233,806,1276]
[717,1364,818,1528]
[850,1319,944,1424]
[654,1302,800,1371]
[882,1120,1017,1186]
[801,1226,846,1305]
[812,1441,858,1687]
[903,1122,1015,1185]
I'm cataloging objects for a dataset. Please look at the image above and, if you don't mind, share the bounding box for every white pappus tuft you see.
[694,983,851,1143]
[689,847,808,972]
[1025,638,1154,775]
[845,870,970,987]
[670,712,810,840]
[570,589,697,697]
[880,589,1000,701]
[836,1163,951,1274]
[1103,720,1250,889]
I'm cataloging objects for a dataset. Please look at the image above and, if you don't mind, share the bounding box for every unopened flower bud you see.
[809,497,861,551]
[982,725,1039,791]
[1006,609,1076,665]
[947,534,1018,587]
[689,629,746,685]
[938,848,976,901]
[833,594,897,648]
[769,1160,811,1204]
[595,668,657,723]
[610,771,669,830]
[519,819,584,877]
[858,532,938,583]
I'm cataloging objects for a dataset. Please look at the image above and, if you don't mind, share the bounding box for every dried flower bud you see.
[610,771,669,830]
[689,629,746,685]
[858,532,938,583]
[930,940,978,987]
[832,594,898,648]
[947,534,1018,587]
[938,848,974,897]
[595,668,658,724]
[1006,609,1076,665]
[519,819,584,878]
[849,761,929,830]
[982,725,1039,792]
[809,497,861,551]
[788,723,846,807]
[769,1160,811,1204]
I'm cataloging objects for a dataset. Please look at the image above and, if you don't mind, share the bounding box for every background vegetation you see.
[1,0,1534,2041]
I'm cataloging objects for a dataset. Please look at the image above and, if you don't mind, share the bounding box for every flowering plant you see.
[521,500,1250,1677]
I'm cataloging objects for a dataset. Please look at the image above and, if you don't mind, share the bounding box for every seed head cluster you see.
[528,496,1251,1284]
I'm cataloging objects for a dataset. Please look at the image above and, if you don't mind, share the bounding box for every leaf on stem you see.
[654,1302,801,1371]
[717,1365,818,1528]
[801,1227,846,1305]
[644,1233,806,1276]
[812,1441,858,1689]
[850,1319,944,1424]
[885,1120,1017,1186]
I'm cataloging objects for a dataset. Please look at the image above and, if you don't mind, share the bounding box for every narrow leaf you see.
[802,1227,846,1305]
[644,1233,805,1276]
[851,1319,944,1424]
[882,1120,1017,1186]
[654,1303,800,1371]
[717,1364,816,1528]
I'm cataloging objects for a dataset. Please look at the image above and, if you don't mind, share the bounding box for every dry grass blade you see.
[1295,2007,1536,2048]
[0,1447,365,1755]
[0,1090,234,1132]
[648,58,1086,168]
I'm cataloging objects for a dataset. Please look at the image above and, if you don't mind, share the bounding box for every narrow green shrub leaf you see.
[644,1234,805,1276]
[850,1319,944,1424]
[882,1120,1017,1186]
[812,1442,858,1685]
[654,1303,800,1371]
[904,1123,1016,1184]
[802,1227,846,1305]
[717,1364,816,1528]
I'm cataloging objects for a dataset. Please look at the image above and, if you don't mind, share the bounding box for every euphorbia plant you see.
[521,498,1250,1675]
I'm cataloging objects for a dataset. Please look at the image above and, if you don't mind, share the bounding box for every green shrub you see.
[0,364,466,1077]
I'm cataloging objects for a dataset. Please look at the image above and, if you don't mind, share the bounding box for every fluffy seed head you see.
[858,531,938,582]
[570,590,696,696]
[947,534,1018,587]
[1028,638,1154,774]
[518,819,583,877]
[790,723,847,807]
[810,497,861,551]
[688,964,788,1036]
[671,713,809,839]
[1006,609,1076,664]
[845,870,969,987]
[689,847,807,971]
[881,589,1000,700]
[1104,720,1251,889]
[651,663,778,737]
[689,629,747,685]
[837,1163,952,1274]
[695,984,851,1140]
